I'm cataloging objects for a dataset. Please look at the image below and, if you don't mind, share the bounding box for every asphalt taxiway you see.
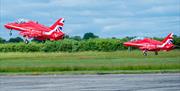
[0,73,180,91]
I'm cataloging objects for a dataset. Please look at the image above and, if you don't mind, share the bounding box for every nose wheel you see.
[143,50,147,56]
[9,30,12,36]
[155,51,158,55]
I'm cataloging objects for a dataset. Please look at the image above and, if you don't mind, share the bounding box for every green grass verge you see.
[0,50,180,75]
[0,70,180,76]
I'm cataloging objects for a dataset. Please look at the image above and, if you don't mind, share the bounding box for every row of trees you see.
[0,32,180,52]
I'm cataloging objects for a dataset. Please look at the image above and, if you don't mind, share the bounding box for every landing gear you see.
[42,40,46,43]
[128,47,132,52]
[143,50,147,56]
[62,36,65,39]
[23,36,29,44]
[25,39,29,44]
[143,52,147,56]
[9,30,12,36]
[155,51,158,55]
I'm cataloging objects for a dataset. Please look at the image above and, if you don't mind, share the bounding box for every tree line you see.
[0,32,180,52]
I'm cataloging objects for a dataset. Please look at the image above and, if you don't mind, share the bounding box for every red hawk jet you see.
[124,33,174,56]
[4,18,65,43]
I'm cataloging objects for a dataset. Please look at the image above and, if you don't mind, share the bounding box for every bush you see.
[0,42,43,52]
[0,38,128,52]
[41,39,78,52]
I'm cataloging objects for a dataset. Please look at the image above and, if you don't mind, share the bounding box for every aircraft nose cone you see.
[4,24,8,28]
[123,42,131,47]
[4,24,12,29]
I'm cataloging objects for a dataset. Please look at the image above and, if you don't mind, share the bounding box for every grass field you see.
[0,50,180,75]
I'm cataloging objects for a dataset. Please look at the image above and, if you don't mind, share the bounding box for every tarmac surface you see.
[0,73,180,91]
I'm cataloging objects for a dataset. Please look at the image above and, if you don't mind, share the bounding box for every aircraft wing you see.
[29,22,51,32]
[5,21,51,38]
[5,21,51,32]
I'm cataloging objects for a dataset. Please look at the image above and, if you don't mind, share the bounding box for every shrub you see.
[0,39,128,52]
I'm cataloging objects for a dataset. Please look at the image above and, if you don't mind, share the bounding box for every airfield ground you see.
[0,50,180,75]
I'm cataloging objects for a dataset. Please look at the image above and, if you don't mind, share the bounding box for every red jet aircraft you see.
[4,18,65,43]
[123,33,174,56]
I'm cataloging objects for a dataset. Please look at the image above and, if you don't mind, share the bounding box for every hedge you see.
[0,39,127,52]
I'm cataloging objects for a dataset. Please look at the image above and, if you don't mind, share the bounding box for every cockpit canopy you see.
[16,18,30,24]
[130,37,145,41]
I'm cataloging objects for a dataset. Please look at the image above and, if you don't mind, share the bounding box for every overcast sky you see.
[0,0,180,39]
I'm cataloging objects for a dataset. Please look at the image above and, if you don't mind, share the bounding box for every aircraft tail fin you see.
[45,18,65,35]
[162,33,173,43]
[49,18,65,31]
[160,33,174,47]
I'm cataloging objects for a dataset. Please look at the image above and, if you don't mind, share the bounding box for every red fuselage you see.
[124,38,174,51]
[4,18,65,41]
[124,33,174,52]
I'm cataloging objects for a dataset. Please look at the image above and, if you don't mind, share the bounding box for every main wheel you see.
[155,51,158,55]
[25,39,29,44]
[128,47,132,52]
[42,40,46,43]
[143,52,147,56]
[143,50,147,56]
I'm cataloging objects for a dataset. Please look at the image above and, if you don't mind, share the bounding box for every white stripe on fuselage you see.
[44,25,62,35]
[6,25,26,31]
[126,43,145,46]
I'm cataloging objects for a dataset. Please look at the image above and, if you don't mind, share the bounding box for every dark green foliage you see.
[82,39,125,51]
[70,36,82,41]
[0,35,180,52]
[83,32,98,40]
[8,37,24,43]
[0,37,6,43]
[63,34,70,39]
[173,35,180,48]
[0,39,126,52]
[31,38,46,43]
[0,42,43,52]
[42,39,77,52]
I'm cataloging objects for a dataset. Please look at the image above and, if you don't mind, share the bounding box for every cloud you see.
[138,5,180,16]
[92,16,180,37]
[51,0,95,7]
[0,0,180,39]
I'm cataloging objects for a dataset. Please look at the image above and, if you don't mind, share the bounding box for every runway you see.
[0,73,180,91]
